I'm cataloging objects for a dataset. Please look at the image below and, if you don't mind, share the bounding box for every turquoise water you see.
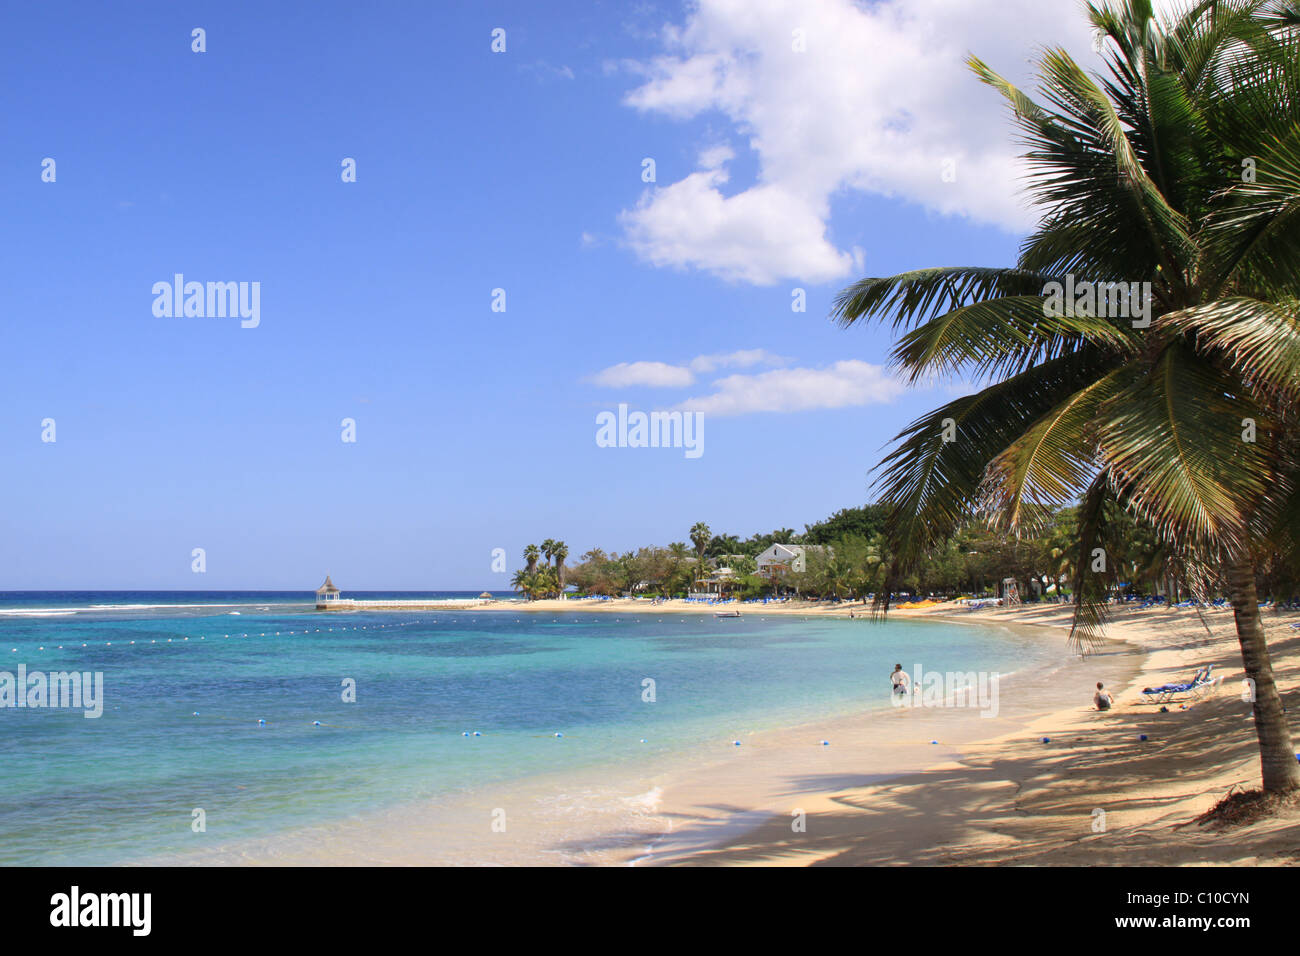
[0,593,1056,865]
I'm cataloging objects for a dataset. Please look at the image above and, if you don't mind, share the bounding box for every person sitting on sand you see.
[1094,681,1113,711]
[891,664,910,697]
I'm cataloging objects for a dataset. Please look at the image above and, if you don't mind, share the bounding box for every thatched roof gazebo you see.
[316,575,341,609]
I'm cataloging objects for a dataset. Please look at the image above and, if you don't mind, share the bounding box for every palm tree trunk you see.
[1226,555,1300,793]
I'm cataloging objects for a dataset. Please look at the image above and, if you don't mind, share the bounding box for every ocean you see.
[0,591,1070,865]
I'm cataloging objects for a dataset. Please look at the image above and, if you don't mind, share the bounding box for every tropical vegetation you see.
[832,0,1300,792]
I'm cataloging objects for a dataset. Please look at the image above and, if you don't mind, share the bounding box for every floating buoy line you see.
[6,615,851,751]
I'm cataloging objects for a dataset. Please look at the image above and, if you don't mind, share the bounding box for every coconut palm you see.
[553,541,569,597]
[833,0,1300,792]
[510,568,534,600]
[536,566,560,599]
[689,522,711,563]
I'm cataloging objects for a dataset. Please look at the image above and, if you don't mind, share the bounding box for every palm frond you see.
[1097,343,1270,553]
[889,295,1136,384]
[832,267,1055,331]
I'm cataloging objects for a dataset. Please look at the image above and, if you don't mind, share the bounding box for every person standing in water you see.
[891,664,911,698]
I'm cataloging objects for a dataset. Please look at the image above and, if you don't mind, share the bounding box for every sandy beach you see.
[470,596,1300,866]
[117,596,1300,867]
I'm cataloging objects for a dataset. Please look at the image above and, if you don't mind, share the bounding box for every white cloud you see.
[688,348,785,373]
[617,0,1112,285]
[672,359,905,416]
[621,167,856,284]
[698,143,735,169]
[589,361,697,388]
[590,349,786,387]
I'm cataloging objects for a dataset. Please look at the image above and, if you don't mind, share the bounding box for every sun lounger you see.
[1141,665,1219,703]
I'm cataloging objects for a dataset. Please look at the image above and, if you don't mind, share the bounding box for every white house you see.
[754,544,825,575]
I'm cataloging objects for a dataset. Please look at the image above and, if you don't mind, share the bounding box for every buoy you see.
[193,711,200,716]
[1042,737,1051,743]
[640,739,647,743]
[1139,734,1148,741]
[821,740,830,746]
[473,731,482,736]
[462,732,469,737]
[257,718,266,725]
[554,732,564,738]
[931,740,939,745]
[313,721,321,726]
[733,740,741,746]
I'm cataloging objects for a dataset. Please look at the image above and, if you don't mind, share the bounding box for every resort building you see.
[315,575,342,609]
[754,543,823,574]
[690,566,737,598]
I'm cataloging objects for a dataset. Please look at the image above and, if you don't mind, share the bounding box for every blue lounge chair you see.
[1141,665,1219,704]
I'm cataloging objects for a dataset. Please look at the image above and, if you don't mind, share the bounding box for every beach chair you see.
[1141,665,1219,704]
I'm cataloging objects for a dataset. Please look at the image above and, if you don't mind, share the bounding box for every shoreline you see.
[627,606,1146,866]
[651,602,1300,866]
[134,610,1063,867]
[80,596,1300,866]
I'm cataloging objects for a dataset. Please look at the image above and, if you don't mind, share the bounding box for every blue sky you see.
[0,0,1108,589]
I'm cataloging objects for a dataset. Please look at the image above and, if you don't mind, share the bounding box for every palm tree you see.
[666,542,692,597]
[510,568,534,600]
[689,522,714,590]
[540,539,556,567]
[524,544,540,575]
[553,541,569,597]
[689,522,711,578]
[833,0,1300,792]
[536,566,560,599]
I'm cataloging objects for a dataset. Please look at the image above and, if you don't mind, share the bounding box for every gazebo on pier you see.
[315,575,341,609]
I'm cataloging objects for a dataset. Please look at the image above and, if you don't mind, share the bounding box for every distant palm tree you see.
[510,568,534,600]
[536,566,559,599]
[540,539,556,567]
[553,541,569,597]
[834,0,1300,792]
[689,522,711,564]
[524,544,540,575]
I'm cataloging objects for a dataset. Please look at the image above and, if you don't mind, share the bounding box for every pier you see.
[314,576,493,610]
[315,598,490,611]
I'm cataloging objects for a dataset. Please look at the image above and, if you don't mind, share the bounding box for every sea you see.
[0,590,1076,865]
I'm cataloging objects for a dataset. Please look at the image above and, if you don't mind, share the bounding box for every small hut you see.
[316,575,341,609]
[478,591,493,601]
